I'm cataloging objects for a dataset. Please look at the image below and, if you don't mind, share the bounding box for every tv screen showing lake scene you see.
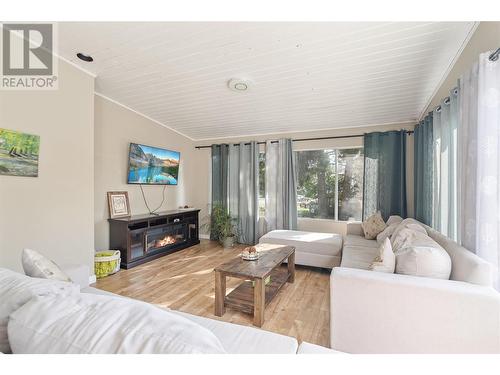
[127,143,180,185]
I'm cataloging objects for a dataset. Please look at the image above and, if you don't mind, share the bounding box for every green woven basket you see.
[94,250,121,279]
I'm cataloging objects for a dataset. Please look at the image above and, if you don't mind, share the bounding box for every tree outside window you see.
[295,148,364,221]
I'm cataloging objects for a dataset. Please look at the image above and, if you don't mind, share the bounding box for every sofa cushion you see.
[370,238,395,273]
[361,212,387,240]
[343,235,379,249]
[0,268,79,354]
[8,293,226,354]
[394,229,452,280]
[80,286,299,354]
[259,230,342,257]
[340,235,380,270]
[22,248,71,282]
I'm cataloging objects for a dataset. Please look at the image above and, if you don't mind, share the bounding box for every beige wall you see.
[424,22,500,115]
[194,122,415,234]
[0,61,95,273]
[93,95,202,250]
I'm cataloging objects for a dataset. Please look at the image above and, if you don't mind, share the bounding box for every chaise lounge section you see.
[259,229,343,268]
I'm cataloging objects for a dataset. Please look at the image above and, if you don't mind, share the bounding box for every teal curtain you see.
[414,113,434,225]
[211,144,229,240]
[363,130,407,221]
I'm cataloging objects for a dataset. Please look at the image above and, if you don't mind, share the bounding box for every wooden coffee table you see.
[214,244,295,327]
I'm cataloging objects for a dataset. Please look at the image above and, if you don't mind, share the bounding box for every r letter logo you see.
[1,23,58,90]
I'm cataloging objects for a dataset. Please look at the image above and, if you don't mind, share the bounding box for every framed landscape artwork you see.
[107,191,131,219]
[0,128,40,177]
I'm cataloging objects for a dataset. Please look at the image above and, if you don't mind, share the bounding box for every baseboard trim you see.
[199,234,210,240]
[89,274,97,285]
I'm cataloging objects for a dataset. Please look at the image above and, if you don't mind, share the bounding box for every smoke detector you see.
[228,78,252,92]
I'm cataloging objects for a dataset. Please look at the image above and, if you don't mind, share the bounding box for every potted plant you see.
[203,204,239,248]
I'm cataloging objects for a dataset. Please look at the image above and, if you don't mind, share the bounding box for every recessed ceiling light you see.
[76,53,93,62]
[228,78,252,92]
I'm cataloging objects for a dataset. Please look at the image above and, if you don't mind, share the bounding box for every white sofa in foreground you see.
[2,265,337,354]
[330,221,500,354]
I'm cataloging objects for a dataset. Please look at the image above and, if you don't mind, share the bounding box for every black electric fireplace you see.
[109,209,200,269]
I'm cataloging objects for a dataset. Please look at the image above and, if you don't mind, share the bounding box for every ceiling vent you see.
[228,78,252,92]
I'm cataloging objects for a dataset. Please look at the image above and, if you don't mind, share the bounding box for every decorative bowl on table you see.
[241,246,260,261]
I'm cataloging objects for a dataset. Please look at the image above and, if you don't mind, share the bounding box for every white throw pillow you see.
[391,226,428,253]
[0,268,79,353]
[406,223,427,236]
[361,212,387,240]
[386,215,403,226]
[390,218,427,249]
[394,230,452,280]
[22,248,71,282]
[391,227,416,253]
[8,293,226,354]
[376,223,399,244]
[370,238,395,273]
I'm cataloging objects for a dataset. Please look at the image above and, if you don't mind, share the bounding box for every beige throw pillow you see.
[370,238,395,273]
[361,212,387,240]
[22,249,71,282]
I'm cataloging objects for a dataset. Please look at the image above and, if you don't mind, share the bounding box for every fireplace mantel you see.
[108,209,200,269]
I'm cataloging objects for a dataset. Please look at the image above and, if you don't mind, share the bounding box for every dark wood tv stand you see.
[108,209,200,269]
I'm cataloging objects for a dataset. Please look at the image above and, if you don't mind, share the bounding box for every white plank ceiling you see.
[58,22,476,140]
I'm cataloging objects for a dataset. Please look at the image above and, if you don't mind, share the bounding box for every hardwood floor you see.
[95,240,331,347]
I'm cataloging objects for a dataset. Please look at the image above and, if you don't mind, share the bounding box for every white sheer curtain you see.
[432,89,459,240]
[459,51,500,289]
[458,62,479,251]
[476,52,500,288]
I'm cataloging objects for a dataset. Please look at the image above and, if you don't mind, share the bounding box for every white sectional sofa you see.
[330,221,500,354]
[259,229,343,268]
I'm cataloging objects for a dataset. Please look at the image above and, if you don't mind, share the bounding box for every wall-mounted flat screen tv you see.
[127,143,180,185]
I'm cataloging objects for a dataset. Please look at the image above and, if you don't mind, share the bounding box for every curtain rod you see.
[194,130,414,149]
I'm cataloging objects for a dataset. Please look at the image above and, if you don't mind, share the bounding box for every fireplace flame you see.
[154,235,177,248]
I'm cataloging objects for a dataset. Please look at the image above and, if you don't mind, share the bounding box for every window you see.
[295,148,364,221]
